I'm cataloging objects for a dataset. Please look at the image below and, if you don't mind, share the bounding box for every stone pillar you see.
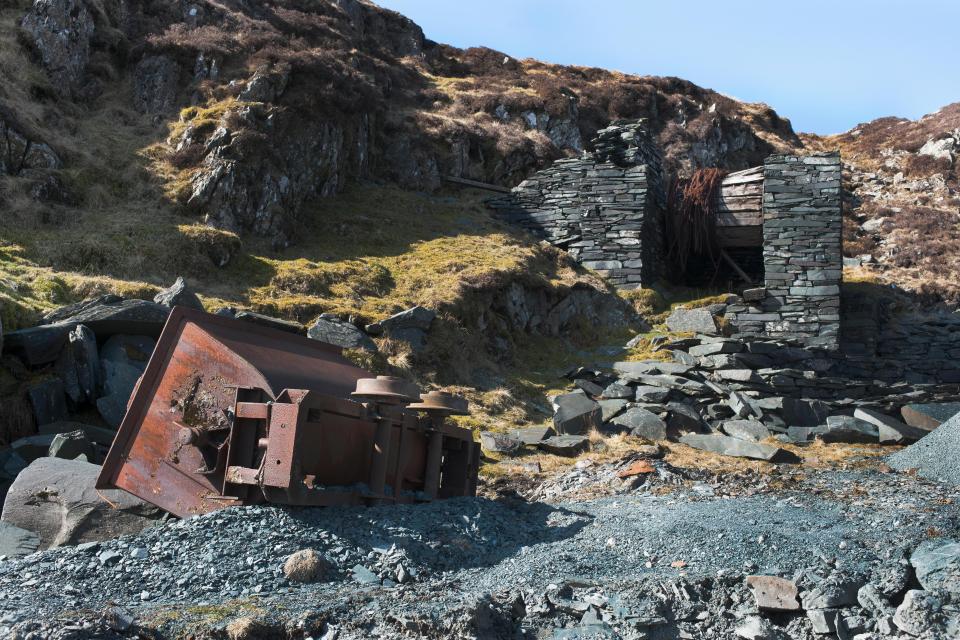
[761,152,842,348]
[486,120,664,289]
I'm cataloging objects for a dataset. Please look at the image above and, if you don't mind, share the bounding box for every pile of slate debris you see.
[478,330,960,463]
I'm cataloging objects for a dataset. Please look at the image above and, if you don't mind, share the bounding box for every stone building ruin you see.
[488,121,842,350]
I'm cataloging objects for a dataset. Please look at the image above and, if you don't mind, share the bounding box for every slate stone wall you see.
[487,121,665,288]
[725,152,843,349]
[839,288,960,384]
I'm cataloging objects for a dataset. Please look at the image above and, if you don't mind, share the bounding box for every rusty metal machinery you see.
[96,307,479,518]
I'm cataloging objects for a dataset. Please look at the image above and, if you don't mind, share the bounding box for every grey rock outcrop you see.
[187,104,371,247]
[1,457,159,549]
[0,116,61,178]
[133,55,179,114]
[20,0,95,95]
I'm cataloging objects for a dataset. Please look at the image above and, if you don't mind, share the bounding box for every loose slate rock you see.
[479,432,523,455]
[611,408,667,441]
[745,575,800,611]
[552,393,601,435]
[900,402,960,431]
[665,307,718,335]
[537,435,589,457]
[634,385,670,403]
[600,382,633,399]
[853,407,928,444]
[666,402,705,434]
[910,538,960,593]
[597,399,628,423]
[781,397,831,427]
[510,426,555,445]
[307,315,377,352]
[722,420,770,442]
[55,324,99,405]
[153,277,204,311]
[679,433,782,461]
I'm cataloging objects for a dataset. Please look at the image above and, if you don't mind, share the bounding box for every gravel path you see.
[1,464,958,638]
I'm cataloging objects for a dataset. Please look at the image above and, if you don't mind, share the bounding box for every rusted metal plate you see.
[96,307,478,517]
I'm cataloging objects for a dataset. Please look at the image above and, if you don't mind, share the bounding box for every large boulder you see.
[1,457,160,549]
[380,306,435,352]
[911,538,960,593]
[6,297,170,366]
[20,0,95,95]
[95,334,155,427]
[0,116,61,177]
[54,324,99,405]
[552,392,601,435]
[25,378,67,426]
[307,315,376,351]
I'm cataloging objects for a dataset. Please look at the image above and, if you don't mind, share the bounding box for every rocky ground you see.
[1,447,959,639]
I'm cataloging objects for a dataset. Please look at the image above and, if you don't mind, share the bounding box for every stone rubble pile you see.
[482,331,960,463]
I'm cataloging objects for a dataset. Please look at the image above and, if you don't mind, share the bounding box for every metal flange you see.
[351,376,421,405]
[408,390,469,416]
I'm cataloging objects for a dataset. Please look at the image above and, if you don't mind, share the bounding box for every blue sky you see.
[377,0,959,135]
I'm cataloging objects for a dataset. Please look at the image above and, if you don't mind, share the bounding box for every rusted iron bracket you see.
[96,308,479,517]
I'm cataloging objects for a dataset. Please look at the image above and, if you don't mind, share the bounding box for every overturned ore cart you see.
[96,308,480,517]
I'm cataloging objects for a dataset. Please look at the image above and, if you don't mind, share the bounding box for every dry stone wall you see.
[488,121,665,288]
[725,153,842,349]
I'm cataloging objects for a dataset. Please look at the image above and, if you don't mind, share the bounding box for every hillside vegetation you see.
[0,0,959,436]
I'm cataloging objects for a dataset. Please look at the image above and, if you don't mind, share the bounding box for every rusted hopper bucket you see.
[96,308,479,518]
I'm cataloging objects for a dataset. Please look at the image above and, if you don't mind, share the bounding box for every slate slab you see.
[900,403,960,431]
[665,308,718,335]
[722,420,770,442]
[679,433,782,461]
[552,393,601,435]
[610,407,667,441]
[745,575,800,611]
[537,435,590,457]
[1,457,160,549]
[479,432,523,455]
[510,426,555,445]
[634,385,670,403]
[854,408,928,444]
